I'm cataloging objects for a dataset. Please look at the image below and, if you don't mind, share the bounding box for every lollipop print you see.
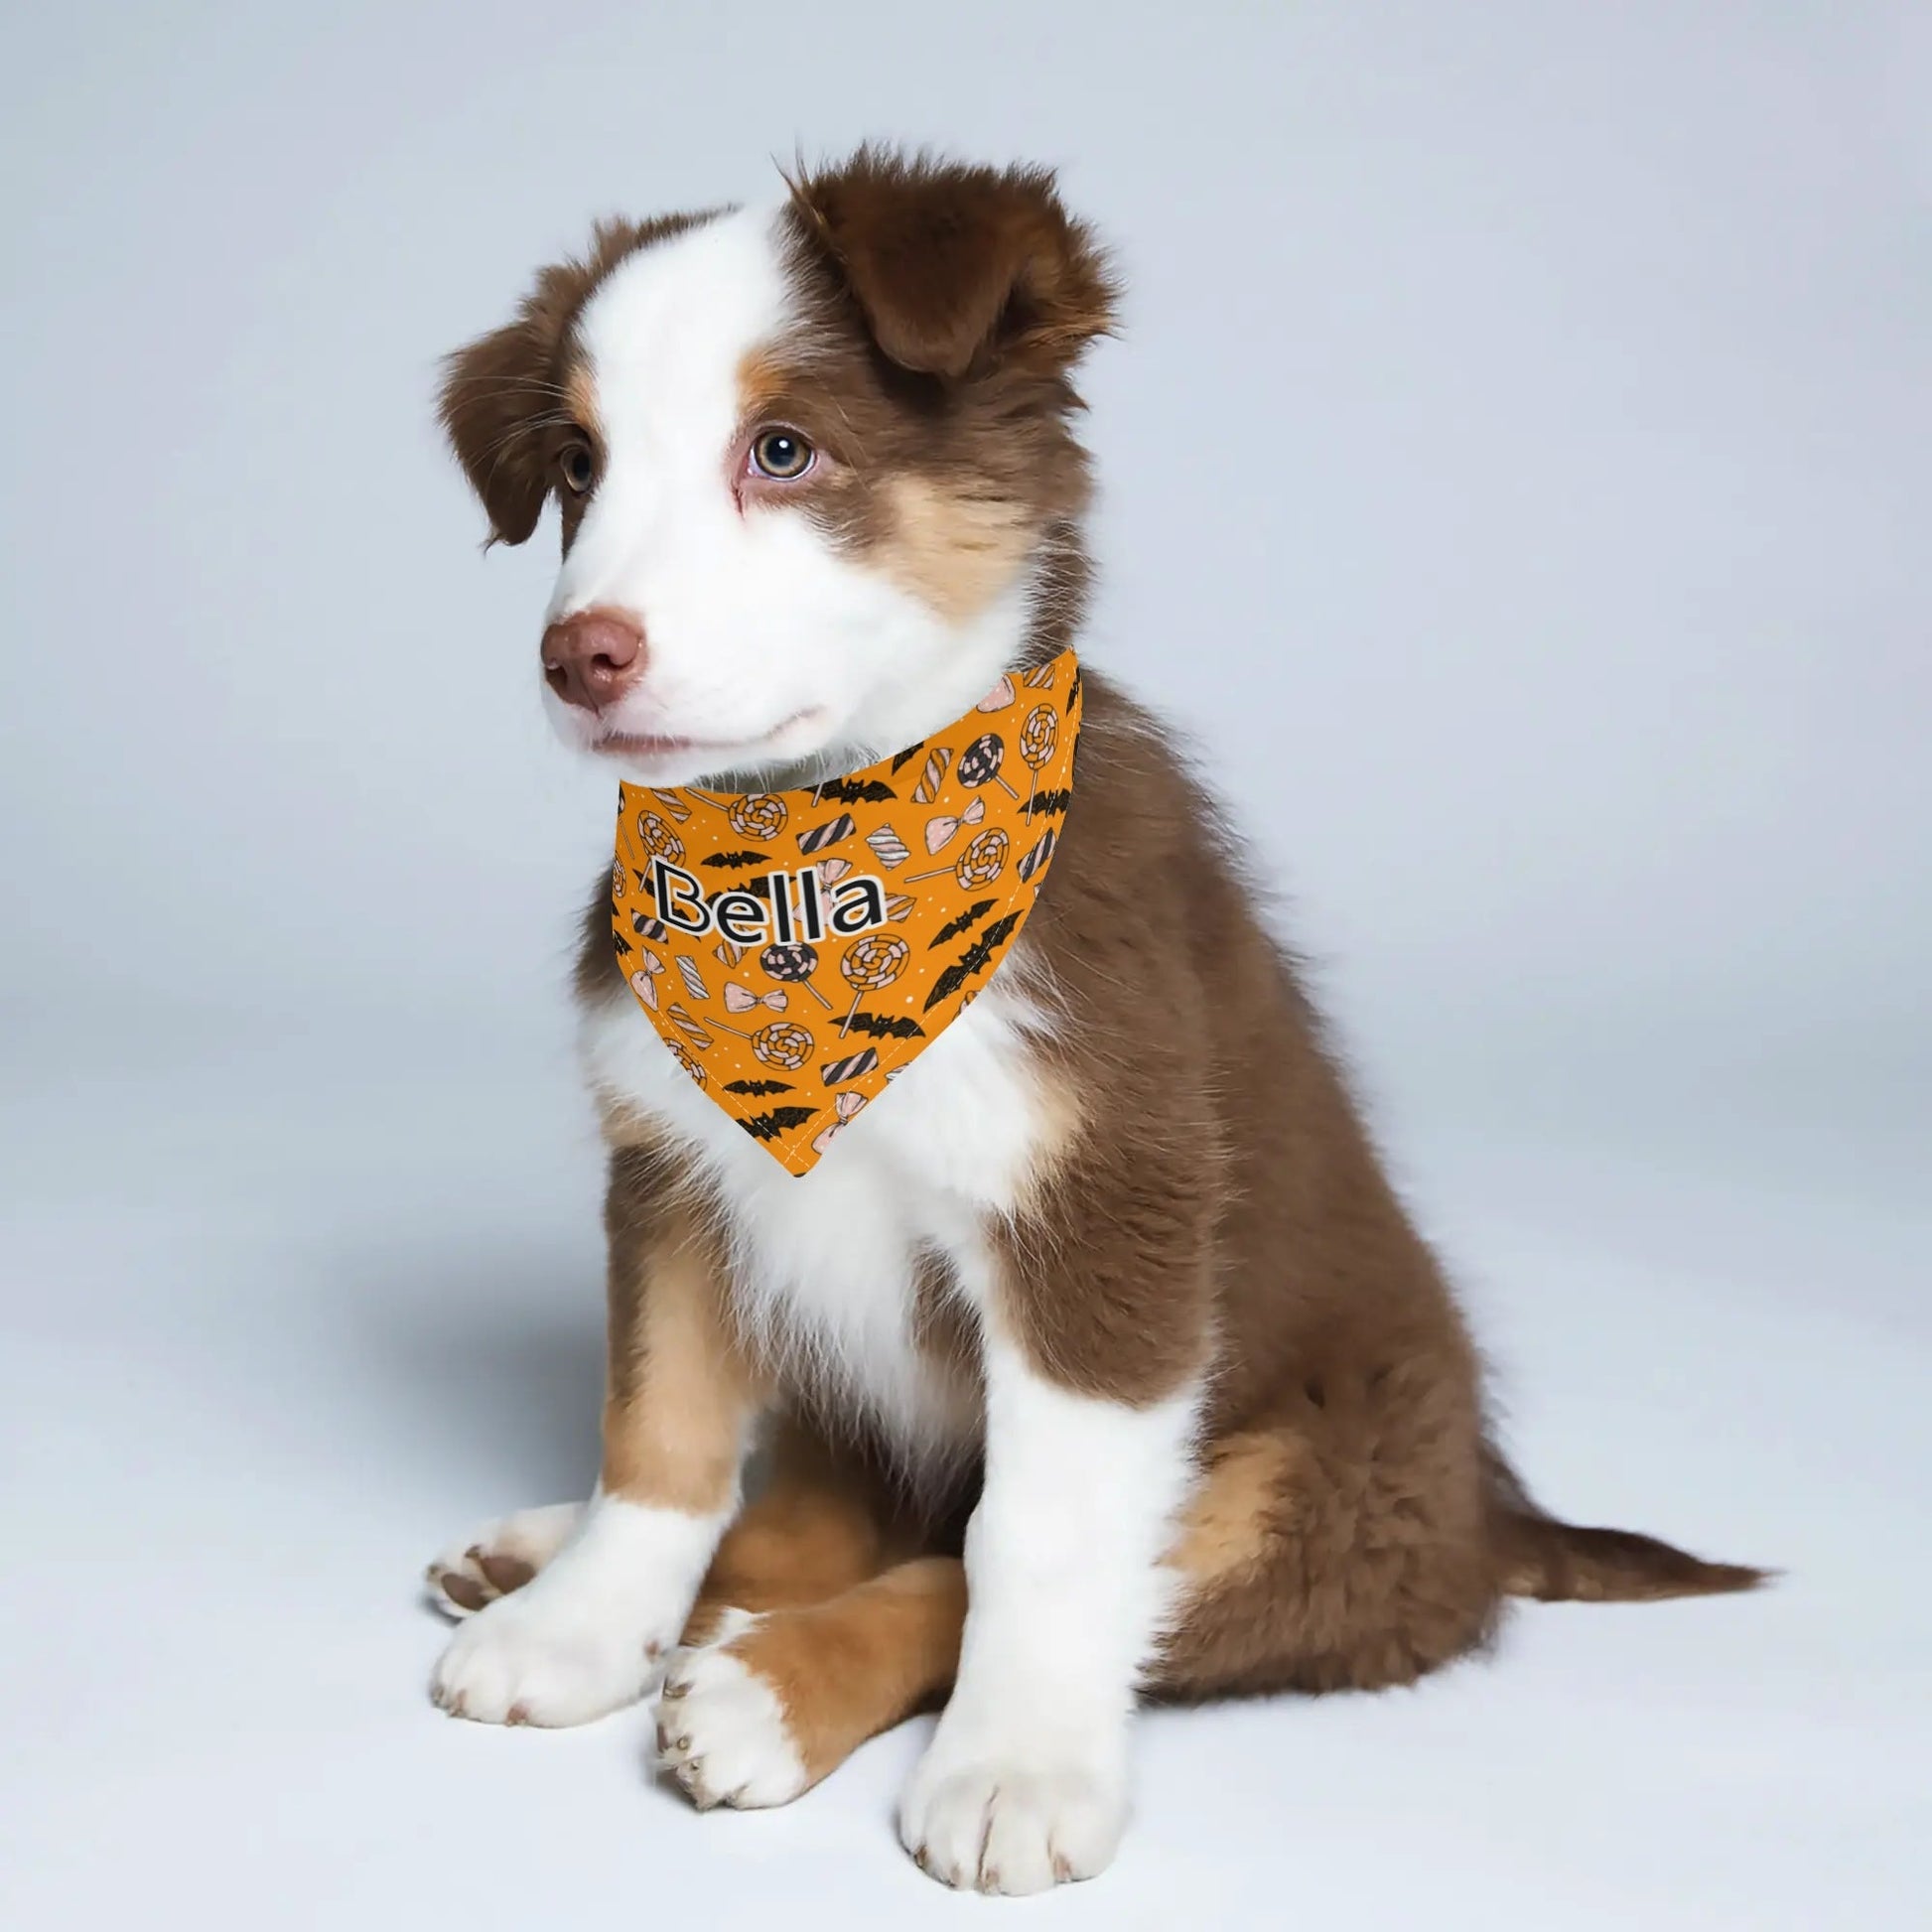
[839,931,911,1035]
[720,1016,813,1070]
[1018,704,1057,818]
[957,733,1021,801]
[727,793,787,842]
[759,941,835,1010]
[635,812,685,865]
[905,827,1011,890]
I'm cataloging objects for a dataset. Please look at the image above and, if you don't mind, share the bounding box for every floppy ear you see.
[437,310,561,547]
[437,218,657,546]
[787,148,1117,380]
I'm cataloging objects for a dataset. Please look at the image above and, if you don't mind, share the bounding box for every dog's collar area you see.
[611,648,1082,1173]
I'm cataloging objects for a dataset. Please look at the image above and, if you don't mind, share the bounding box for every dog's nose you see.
[540,609,645,711]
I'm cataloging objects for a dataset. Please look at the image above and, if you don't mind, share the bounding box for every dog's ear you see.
[437,219,651,546]
[787,149,1117,380]
[438,313,558,547]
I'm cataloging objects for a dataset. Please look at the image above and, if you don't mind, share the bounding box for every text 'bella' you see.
[650,860,891,945]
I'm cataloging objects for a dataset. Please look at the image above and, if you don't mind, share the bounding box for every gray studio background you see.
[2,5,1926,1929]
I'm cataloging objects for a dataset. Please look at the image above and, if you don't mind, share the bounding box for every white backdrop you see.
[2,4,1927,1927]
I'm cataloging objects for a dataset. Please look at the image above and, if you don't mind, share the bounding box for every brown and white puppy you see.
[424,148,1760,1894]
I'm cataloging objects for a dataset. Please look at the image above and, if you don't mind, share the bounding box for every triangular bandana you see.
[612,649,1081,1174]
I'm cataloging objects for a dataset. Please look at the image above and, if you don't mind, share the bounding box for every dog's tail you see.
[1484,1445,1769,1603]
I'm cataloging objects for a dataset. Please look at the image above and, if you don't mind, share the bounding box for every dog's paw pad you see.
[899,1756,1125,1894]
[655,1611,809,1811]
[430,1582,666,1728]
[423,1502,584,1619]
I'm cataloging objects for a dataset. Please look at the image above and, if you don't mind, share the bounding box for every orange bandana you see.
[612,649,1081,1174]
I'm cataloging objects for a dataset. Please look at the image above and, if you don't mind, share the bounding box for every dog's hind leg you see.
[658,1556,966,1812]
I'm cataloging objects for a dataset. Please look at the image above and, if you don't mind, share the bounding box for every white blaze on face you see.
[548,205,1032,785]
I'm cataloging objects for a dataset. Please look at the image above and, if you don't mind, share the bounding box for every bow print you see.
[810,1089,869,1158]
[923,795,986,855]
[628,951,665,1011]
[724,983,789,1015]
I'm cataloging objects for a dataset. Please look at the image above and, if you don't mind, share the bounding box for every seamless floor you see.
[3,1019,1925,1930]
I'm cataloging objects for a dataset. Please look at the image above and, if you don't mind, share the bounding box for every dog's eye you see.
[751,428,814,482]
[559,443,596,494]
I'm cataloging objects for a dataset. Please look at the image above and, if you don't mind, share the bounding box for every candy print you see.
[922,796,985,854]
[628,951,665,1010]
[636,812,685,864]
[796,813,856,855]
[810,1089,868,1158]
[1016,825,1057,883]
[666,1003,713,1049]
[750,1022,813,1069]
[1019,704,1058,818]
[724,983,789,1015]
[912,747,952,804]
[728,794,787,841]
[839,931,910,1035]
[609,645,1081,1173]
[866,824,911,869]
[759,941,836,1010]
[821,1048,880,1085]
[957,733,1021,801]
[956,828,1010,888]
[905,827,1009,889]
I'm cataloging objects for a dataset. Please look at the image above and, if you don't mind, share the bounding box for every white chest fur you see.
[578,967,1059,1466]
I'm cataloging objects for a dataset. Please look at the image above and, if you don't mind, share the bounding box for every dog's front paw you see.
[654,1609,811,1811]
[424,1501,584,1618]
[431,1577,669,1727]
[897,1738,1127,1894]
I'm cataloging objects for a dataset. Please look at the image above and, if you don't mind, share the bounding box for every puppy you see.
[424,148,1760,1893]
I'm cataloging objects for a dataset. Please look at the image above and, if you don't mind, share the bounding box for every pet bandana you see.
[612,649,1081,1175]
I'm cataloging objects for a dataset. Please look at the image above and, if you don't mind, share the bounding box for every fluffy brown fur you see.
[434,145,1764,1817]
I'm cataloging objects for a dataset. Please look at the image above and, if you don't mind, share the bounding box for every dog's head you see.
[440,149,1115,785]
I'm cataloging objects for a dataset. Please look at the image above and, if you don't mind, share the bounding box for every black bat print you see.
[702,850,771,869]
[930,897,995,945]
[889,742,927,774]
[724,1078,795,1096]
[613,929,634,956]
[1027,787,1072,819]
[737,1106,819,1142]
[843,1011,927,1040]
[922,911,1023,1012]
[814,776,897,805]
